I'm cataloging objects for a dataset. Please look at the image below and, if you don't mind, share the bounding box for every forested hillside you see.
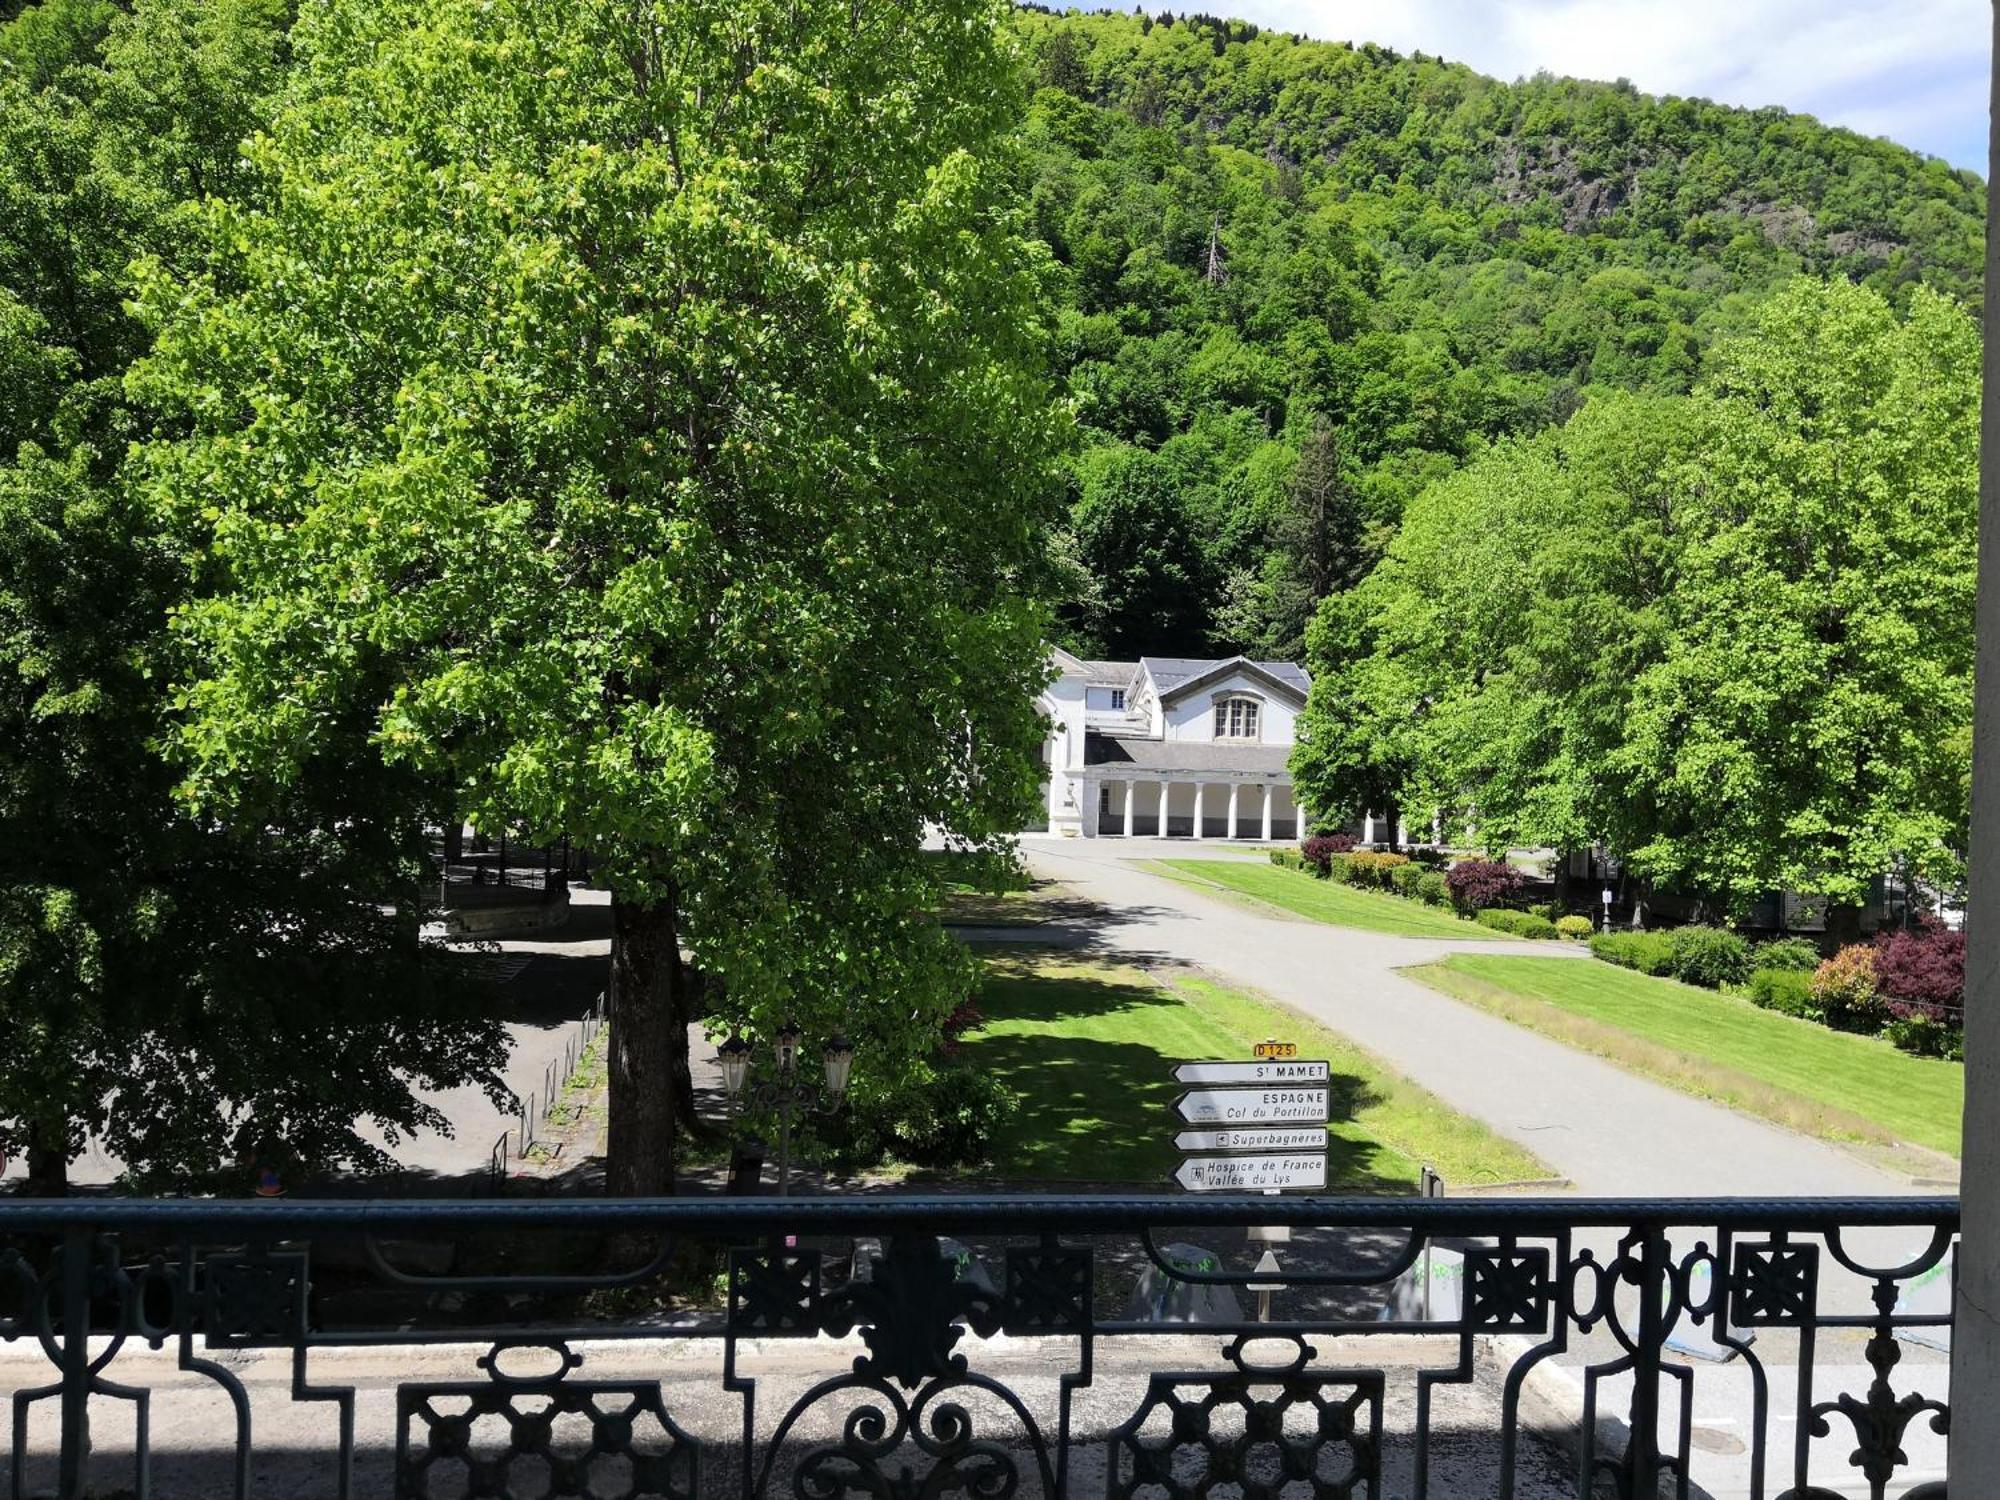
[1014,8,1986,660]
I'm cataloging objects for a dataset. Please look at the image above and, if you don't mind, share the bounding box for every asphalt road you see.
[1015,836,1923,1198]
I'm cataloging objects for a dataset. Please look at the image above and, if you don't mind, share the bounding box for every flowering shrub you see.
[1300,833,1354,875]
[1871,922,1964,1022]
[1809,945,1887,1033]
[1444,859,1524,912]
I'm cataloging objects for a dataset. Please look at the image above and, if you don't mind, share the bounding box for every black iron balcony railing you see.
[0,1194,1957,1498]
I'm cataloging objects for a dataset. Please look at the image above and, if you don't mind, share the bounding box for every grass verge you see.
[959,950,1551,1189]
[1147,859,1490,940]
[1406,955,1963,1167]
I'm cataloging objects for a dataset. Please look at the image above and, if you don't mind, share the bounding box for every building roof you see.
[1084,733,1293,775]
[1076,659,1138,687]
[1140,655,1310,703]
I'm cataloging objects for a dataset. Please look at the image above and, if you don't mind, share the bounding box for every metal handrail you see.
[0,1192,1958,1233]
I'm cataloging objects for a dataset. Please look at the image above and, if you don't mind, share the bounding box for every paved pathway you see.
[1018,837,1918,1198]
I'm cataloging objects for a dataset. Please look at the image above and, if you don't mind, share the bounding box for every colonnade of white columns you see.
[1096,778,1291,839]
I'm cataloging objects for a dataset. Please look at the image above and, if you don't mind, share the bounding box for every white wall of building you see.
[1160,671,1301,745]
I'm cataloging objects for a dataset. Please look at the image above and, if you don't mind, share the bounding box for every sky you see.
[1172,0,1991,173]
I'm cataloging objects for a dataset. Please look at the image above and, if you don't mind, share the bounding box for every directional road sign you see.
[1173,1126,1327,1154]
[1173,1153,1328,1192]
[1172,1059,1329,1086]
[1173,1086,1329,1125]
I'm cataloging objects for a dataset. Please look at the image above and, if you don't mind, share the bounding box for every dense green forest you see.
[1013,8,1985,659]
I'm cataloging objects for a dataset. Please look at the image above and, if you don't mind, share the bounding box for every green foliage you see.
[1298,278,1978,913]
[133,0,1069,1191]
[1021,10,1983,660]
[1882,1014,1963,1061]
[0,0,506,1190]
[1590,931,1678,977]
[1414,871,1451,908]
[1341,850,1410,888]
[1665,926,1753,989]
[1556,915,1595,941]
[1748,967,1820,1021]
[1388,862,1426,899]
[1476,908,1559,939]
[1753,937,1823,973]
[823,1062,1018,1169]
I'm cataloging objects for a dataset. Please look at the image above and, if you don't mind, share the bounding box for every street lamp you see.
[718,1025,856,1195]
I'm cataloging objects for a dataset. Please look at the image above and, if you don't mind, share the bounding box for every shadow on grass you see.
[964,960,1408,1192]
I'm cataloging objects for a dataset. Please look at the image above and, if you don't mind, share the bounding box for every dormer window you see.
[1110,688,1126,711]
[1214,696,1261,741]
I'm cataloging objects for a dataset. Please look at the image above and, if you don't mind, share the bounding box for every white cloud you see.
[1184,0,1990,170]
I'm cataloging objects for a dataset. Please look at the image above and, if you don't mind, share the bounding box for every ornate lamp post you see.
[718,1026,855,1196]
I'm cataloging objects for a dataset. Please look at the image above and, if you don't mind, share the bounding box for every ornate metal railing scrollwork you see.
[0,1194,1959,1498]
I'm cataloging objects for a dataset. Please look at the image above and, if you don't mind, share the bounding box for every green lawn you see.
[1149,859,1489,940]
[958,951,1550,1189]
[1408,955,1964,1162]
[921,847,1050,925]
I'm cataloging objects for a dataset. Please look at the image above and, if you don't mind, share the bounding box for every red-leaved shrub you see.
[1872,922,1964,1022]
[1300,833,1355,873]
[941,998,985,1055]
[1444,859,1524,912]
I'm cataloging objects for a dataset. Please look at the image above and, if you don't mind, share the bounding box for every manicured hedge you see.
[1414,872,1451,907]
[1476,908,1559,939]
[1666,926,1752,988]
[1747,967,1817,1020]
[1555,915,1594,941]
[1343,851,1411,889]
[1590,926,1750,988]
[1752,937,1821,972]
[1589,930,1678,976]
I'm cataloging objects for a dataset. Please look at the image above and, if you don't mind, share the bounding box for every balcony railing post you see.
[56,1223,91,1500]
[1623,1222,1670,1498]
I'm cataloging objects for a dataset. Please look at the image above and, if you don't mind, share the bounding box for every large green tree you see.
[1296,278,1978,917]
[1,0,506,1193]
[138,0,1068,1195]
[1614,279,1979,911]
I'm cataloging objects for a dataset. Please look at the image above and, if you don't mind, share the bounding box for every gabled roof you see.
[1050,647,1140,688]
[1140,655,1309,705]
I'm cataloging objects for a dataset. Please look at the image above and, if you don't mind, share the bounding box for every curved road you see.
[1019,837,1919,1198]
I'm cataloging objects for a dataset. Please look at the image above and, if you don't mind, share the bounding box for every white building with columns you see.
[1035,649,1309,839]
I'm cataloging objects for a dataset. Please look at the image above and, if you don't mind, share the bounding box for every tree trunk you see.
[670,969,720,1143]
[606,889,684,1196]
[25,1119,68,1196]
[1825,903,1866,947]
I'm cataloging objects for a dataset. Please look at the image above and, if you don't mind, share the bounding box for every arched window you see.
[1213,695,1261,741]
